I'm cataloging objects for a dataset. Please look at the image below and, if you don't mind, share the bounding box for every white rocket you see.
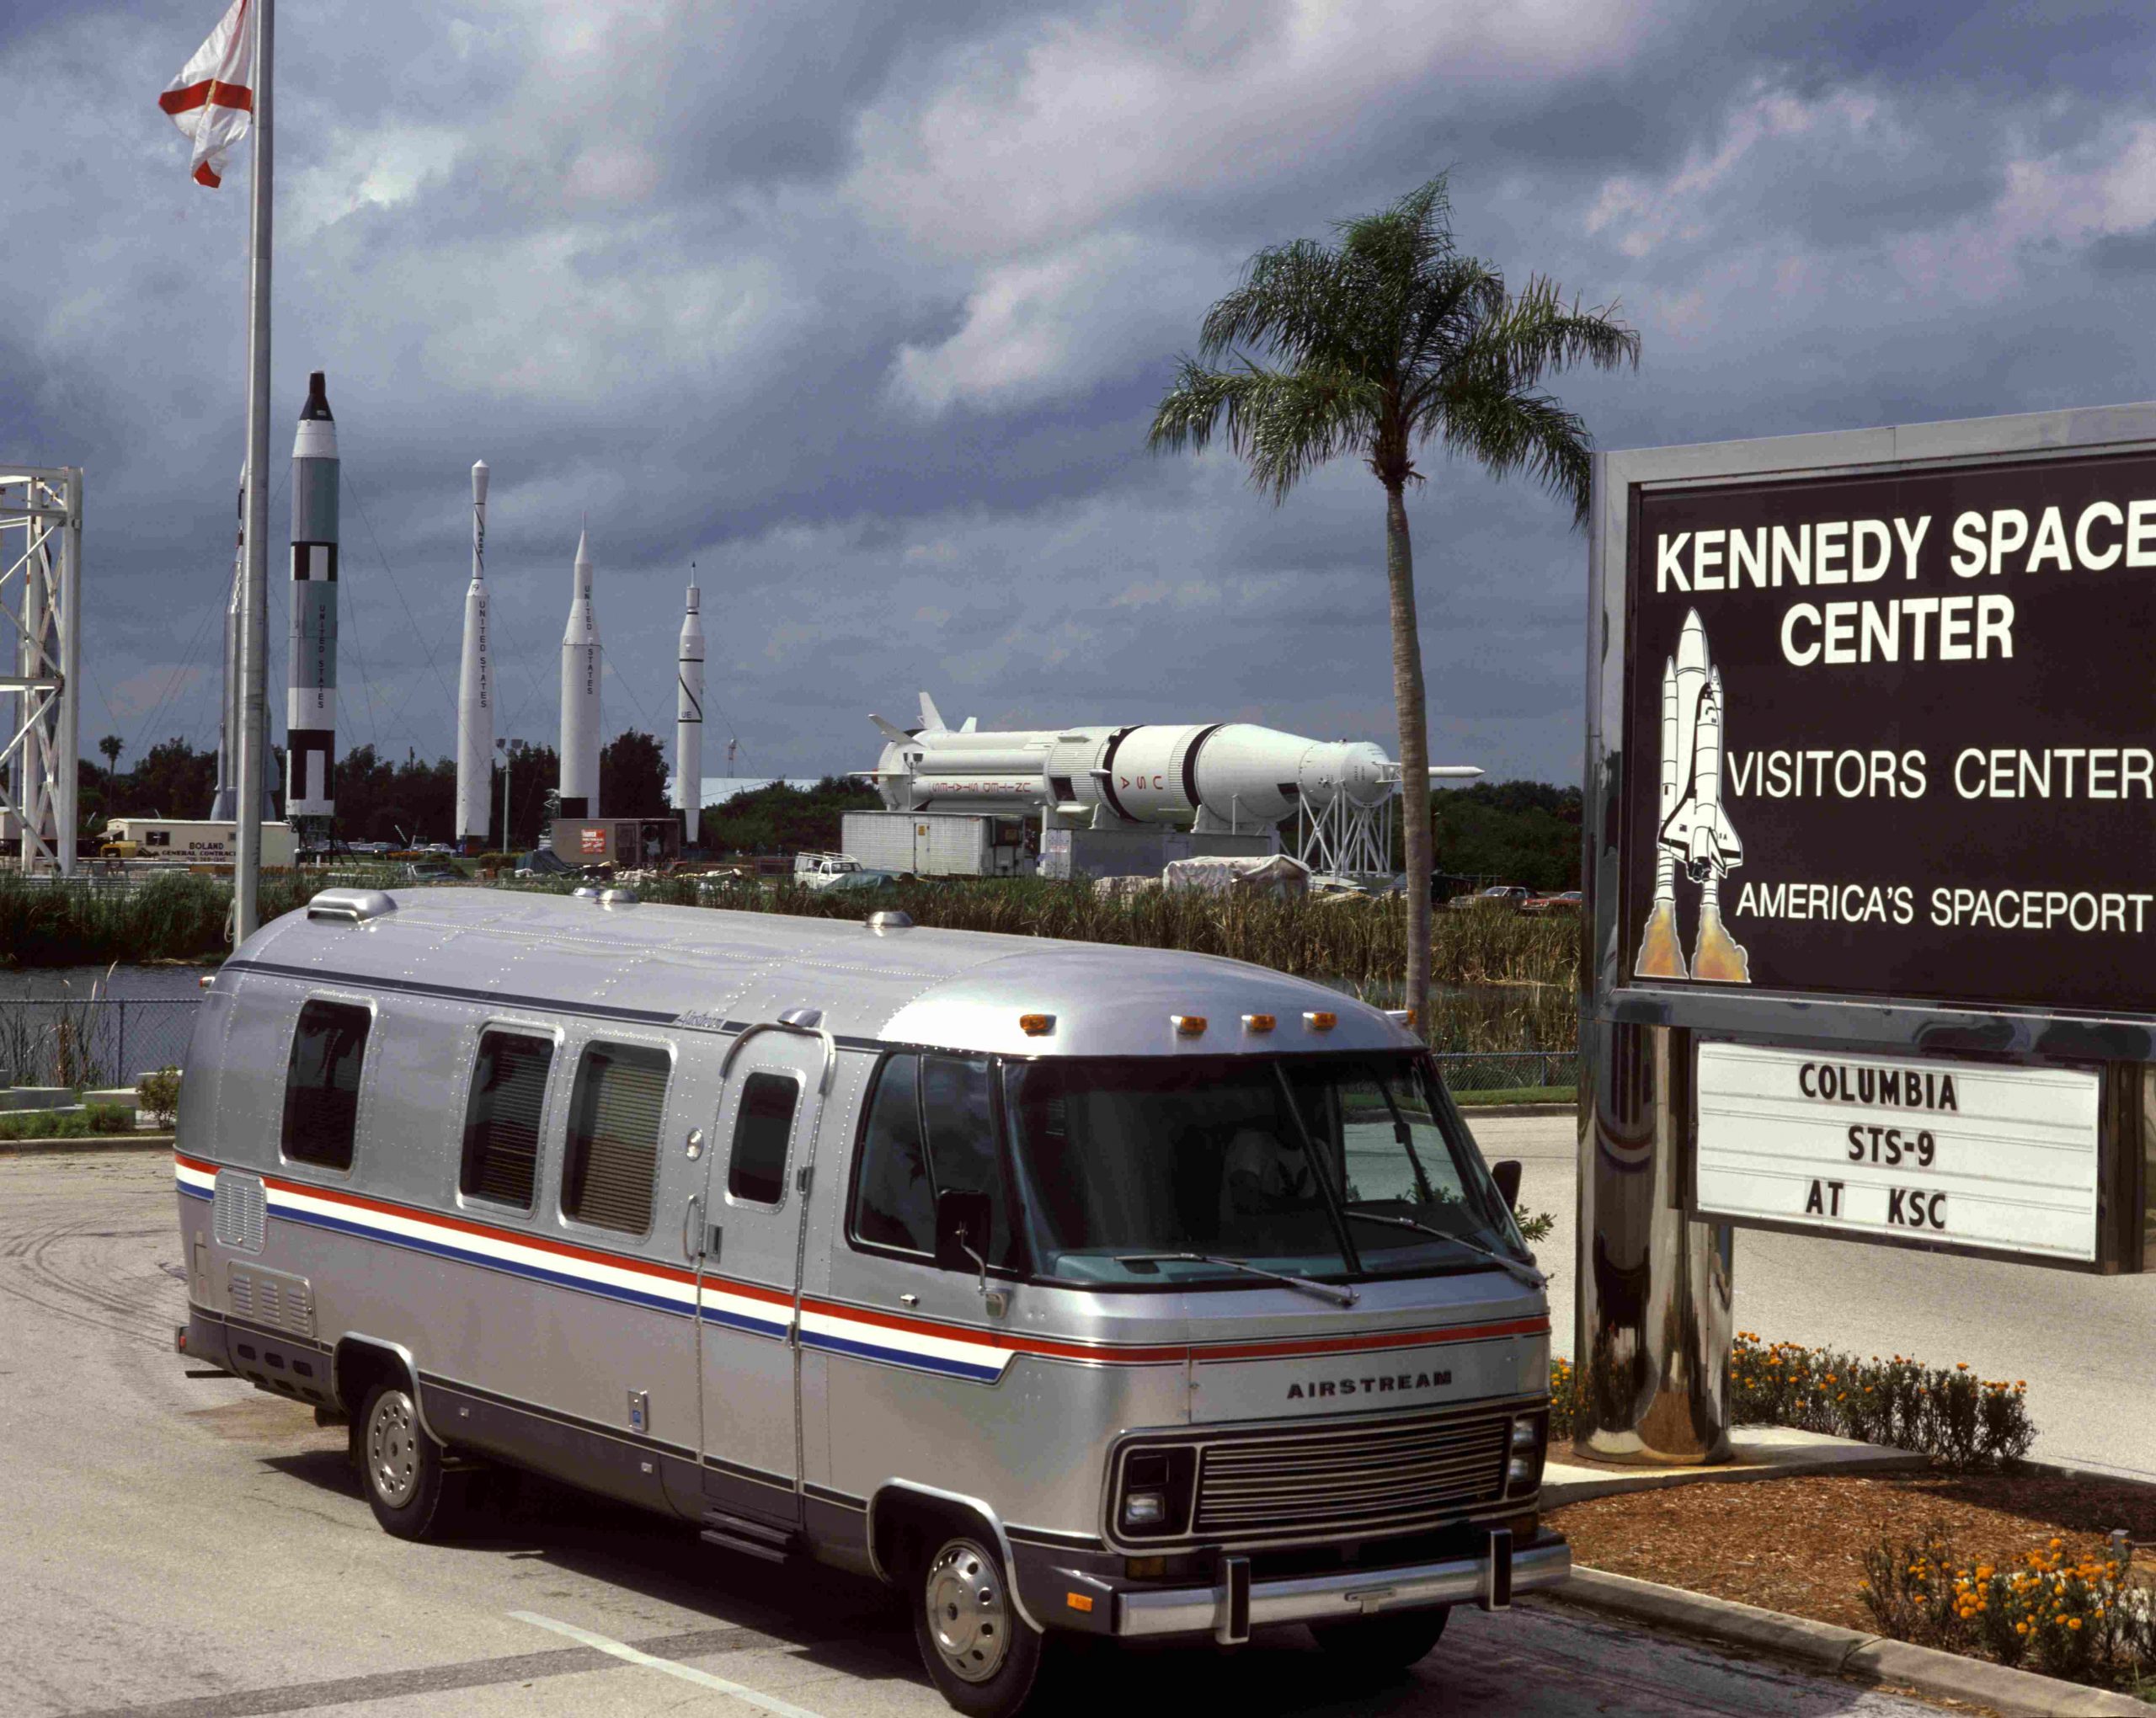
[864,693,1477,829]
[674,582,703,844]
[1656,610,1741,881]
[454,461,493,846]
[285,372,339,822]
[558,526,600,819]
[209,467,243,819]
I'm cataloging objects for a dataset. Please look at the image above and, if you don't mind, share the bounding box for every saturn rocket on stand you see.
[558,527,600,819]
[674,581,703,845]
[286,372,339,825]
[455,461,493,848]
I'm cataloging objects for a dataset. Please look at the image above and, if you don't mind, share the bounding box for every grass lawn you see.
[1450,1084,1575,1107]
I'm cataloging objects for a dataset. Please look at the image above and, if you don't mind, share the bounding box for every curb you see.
[1454,1102,1575,1118]
[1543,1445,1929,1507]
[1547,1566,2151,1716]
[0,1134,176,1157]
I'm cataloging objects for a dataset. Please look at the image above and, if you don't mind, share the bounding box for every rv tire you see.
[1305,1603,1449,1669]
[911,1529,1044,1718]
[358,1381,453,1541]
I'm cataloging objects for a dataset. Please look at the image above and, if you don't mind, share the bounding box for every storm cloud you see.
[3,1,2151,792]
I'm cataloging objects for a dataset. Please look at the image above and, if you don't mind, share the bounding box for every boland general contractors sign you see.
[1693,1043,2102,1262]
[1621,446,2156,1014]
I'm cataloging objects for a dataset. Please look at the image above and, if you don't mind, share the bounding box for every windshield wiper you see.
[1340,1210,1546,1290]
[1113,1251,1359,1308]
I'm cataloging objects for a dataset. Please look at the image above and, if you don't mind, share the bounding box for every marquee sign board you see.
[1586,404,2156,1275]
[1620,446,2156,1014]
[1693,1043,2101,1262]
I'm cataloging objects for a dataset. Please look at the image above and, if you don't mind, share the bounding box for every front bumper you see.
[1114,1529,1568,1641]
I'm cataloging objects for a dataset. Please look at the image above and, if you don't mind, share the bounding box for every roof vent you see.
[867,910,914,933]
[778,1006,824,1029]
[307,888,396,925]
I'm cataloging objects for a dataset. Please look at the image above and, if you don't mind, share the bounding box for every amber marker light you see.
[1303,1010,1337,1031]
[1242,1013,1275,1033]
[1018,1013,1056,1037]
[1171,1014,1208,1037]
[1065,1592,1095,1614]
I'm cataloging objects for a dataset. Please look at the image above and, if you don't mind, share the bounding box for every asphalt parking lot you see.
[1,1150,1946,1718]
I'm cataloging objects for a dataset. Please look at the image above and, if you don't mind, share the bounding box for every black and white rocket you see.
[455,460,492,845]
[558,527,600,819]
[285,372,339,821]
[674,581,703,843]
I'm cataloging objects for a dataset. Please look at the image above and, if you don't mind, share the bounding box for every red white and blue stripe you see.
[176,1153,1545,1387]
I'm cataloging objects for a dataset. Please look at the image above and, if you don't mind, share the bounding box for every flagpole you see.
[233,0,271,947]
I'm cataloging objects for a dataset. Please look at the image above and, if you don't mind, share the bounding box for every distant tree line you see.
[81,730,672,851]
[76,738,1577,880]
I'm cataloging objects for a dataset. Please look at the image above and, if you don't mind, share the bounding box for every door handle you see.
[683,1193,703,1261]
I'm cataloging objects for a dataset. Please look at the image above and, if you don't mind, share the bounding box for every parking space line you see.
[510,1612,829,1718]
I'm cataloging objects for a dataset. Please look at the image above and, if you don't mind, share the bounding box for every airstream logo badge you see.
[1287,1367,1451,1401]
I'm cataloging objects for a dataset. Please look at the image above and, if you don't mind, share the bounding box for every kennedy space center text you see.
[1652,497,2156,666]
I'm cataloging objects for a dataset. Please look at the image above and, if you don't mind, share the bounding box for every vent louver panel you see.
[227,1262,315,1338]
[211,1171,266,1254]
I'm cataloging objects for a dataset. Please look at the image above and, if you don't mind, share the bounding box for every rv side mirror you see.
[1489,1160,1523,1211]
[934,1189,993,1278]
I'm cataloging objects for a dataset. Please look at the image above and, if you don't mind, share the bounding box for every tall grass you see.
[0,872,312,968]
[0,872,1582,1049]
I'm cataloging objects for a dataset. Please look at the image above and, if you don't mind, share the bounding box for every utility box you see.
[1038,824,1277,881]
[98,819,296,867]
[841,810,1032,878]
[548,818,681,870]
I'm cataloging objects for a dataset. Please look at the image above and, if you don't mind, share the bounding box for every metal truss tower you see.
[0,467,81,877]
[1294,770,1397,879]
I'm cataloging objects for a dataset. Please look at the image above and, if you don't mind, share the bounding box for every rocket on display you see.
[208,467,243,819]
[285,372,339,821]
[455,460,492,846]
[674,582,703,844]
[558,527,600,819]
[863,693,1478,830]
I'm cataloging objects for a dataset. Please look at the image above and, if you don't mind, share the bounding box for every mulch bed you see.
[1546,1471,2156,1635]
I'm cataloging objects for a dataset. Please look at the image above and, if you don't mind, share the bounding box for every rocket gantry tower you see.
[558,527,600,819]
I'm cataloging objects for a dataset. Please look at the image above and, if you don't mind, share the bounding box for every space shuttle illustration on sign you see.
[1636,609,1751,983]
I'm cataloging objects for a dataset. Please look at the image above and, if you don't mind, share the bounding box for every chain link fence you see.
[1433,1049,1578,1094]
[0,999,199,1091]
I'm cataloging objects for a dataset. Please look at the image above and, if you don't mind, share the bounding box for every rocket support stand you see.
[0,467,80,877]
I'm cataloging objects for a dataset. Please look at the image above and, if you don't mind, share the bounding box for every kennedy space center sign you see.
[1620,446,2156,1015]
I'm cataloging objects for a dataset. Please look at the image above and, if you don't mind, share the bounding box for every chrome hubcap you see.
[367,1390,420,1507]
[925,1539,1007,1683]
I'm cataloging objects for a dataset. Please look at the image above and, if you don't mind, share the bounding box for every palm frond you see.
[1422,382,1597,525]
[1467,274,1641,389]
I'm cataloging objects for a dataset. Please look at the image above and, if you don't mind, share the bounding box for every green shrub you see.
[137,1066,181,1128]
[84,1102,133,1133]
[1731,1332,2035,1471]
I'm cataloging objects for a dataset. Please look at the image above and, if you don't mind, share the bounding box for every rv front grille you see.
[1189,1408,1512,1540]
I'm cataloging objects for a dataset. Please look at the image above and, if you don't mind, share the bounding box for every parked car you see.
[1446,885,1531,912]
[1520,891,1583,915]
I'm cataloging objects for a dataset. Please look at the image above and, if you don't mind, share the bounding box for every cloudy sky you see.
[4,1,2151,796]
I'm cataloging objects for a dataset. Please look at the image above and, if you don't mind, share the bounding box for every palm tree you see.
[1149,174,1637,1030]
[98,734,123,773]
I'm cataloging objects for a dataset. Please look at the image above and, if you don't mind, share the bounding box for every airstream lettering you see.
[174,888,1563,1715]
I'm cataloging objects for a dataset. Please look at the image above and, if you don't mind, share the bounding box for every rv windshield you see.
[1001,1054,1524,1289]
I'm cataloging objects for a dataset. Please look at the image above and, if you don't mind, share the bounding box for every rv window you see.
[921,1054,1019,1268]
[728,1072,798,1205]
[851,1054,931,1252]
[561,1043,669,1234]
[280,1000,370,1170]
[459,1032,552,1209]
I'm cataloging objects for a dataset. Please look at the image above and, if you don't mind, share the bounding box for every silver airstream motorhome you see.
[174,888,1566,1715]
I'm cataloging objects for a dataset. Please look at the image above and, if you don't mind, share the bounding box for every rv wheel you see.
[1306,1604,1449,1669]
[358,1382,452,1541]
[913,1532,1044,1717]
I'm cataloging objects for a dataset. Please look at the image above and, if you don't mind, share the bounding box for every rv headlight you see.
[1116,1447,1195,1539]
[1506,1411,1548,1496]
[1123,1491,1167,1528]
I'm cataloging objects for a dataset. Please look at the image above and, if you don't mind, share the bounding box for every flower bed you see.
[1861,1530,2156,1694]
[1549,1336,2036,1472]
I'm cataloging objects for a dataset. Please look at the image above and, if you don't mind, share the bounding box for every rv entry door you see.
[695,1028,825,1526]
